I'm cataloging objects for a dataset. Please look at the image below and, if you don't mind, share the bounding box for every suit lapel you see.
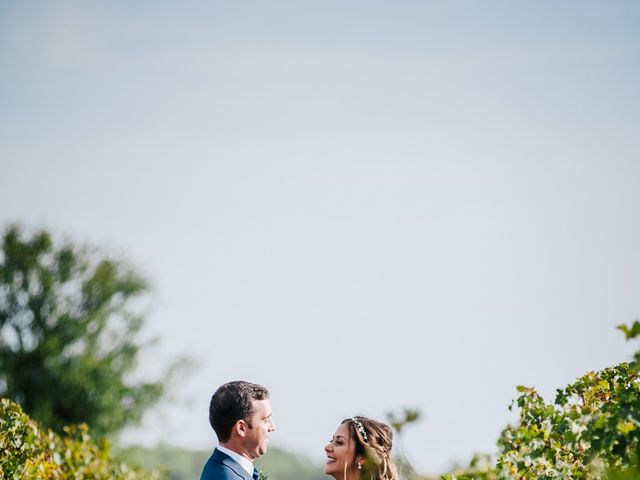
[213,448,253,480]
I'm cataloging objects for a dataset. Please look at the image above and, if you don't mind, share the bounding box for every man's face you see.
[242,398,275,460]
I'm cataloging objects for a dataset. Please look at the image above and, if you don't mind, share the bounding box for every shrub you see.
[0,398,164,480]
[442,322,640,480]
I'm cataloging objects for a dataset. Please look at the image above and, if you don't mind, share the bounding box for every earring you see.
[357,464,362,470]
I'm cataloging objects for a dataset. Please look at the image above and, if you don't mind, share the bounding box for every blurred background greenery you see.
[114,444,325,480]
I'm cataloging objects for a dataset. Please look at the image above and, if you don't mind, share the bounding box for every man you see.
[200,381,276,480]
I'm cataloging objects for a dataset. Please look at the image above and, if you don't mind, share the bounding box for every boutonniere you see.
[258,470,269,480]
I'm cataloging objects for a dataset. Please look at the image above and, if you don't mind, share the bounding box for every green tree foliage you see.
[442,321,640,480]
[0,224,166,437]
[0,398,164,479]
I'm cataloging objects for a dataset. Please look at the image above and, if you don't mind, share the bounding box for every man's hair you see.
[209,381,270,442]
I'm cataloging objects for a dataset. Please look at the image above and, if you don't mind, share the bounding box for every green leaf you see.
[616,421,636,435]
[616,321,640,340]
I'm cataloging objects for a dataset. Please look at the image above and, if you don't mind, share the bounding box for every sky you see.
[1,0,640,475]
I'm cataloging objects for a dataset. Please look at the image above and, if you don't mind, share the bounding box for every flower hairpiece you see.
[351,417,368,442]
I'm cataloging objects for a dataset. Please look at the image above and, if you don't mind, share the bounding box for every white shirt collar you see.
[216,445,254,476]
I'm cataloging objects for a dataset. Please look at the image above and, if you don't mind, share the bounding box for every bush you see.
[0,398,165,480]
[442,322,640,480]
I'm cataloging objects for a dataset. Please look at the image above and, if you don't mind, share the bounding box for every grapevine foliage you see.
[443,322,640,480]
[0,398,164,480]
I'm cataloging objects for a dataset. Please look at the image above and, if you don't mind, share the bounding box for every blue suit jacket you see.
[200,448,256,480]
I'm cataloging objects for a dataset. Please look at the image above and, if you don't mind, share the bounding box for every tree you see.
[0,224,169,438]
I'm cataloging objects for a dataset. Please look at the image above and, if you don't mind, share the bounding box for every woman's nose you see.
[324,443,332,453]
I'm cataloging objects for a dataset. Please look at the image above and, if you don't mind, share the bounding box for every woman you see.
[324,416,399,480]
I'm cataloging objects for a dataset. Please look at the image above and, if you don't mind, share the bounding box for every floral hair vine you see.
[350,417,368,442]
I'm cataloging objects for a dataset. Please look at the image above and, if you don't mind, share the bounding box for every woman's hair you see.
[341,416,398,480]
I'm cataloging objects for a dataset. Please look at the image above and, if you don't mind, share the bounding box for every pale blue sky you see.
[2,1,640,474]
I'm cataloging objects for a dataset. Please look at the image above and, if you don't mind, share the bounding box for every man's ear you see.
[234,419,248,438]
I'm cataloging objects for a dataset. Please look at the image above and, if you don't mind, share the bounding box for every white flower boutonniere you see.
[258,470,269,480]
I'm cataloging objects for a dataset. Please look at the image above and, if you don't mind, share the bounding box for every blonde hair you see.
[341,416,398,480]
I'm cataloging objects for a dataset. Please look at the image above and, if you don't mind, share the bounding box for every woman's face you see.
[324,423,360,480]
